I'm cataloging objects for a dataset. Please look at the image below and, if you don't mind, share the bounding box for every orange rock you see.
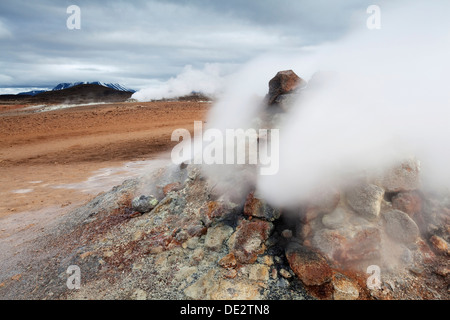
[430,235,449,255]
[163,182,182,195]
[285,242,332,286]
[231,219,273,264]
[218,253,238,269]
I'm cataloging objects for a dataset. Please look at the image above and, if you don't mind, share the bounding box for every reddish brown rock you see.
[312,226,381,264]
[163,182,182,196]
[332,273,360,300]
[243,192,281,221]
[285,242,333,286]
[218,253,238,269]
[430,235,449,256]
[200,201,237,226]
[417,239,436,263]
[230,219,273,264]
[392,191,422,216]
[267,70,306,105]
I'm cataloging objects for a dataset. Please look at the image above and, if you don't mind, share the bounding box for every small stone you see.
[131,195,158,213]
[277,278,290,288]
[409,266,424,276]
[434,266,450,277]
[279,269,291,279]
[80,251,94,260]
[261,255,274,266]
[175,266,197,282]
[281,229,293,239]
[223,268,237,279]
[346,184,384,221]
[186,237,199,250]
[332,274,359,300]
[163,182,182,195]
[243,191,281,221]
[192,248,204,262]
[131,289,147,300]
[384,209,420,244]
[147,246,164,254]
[248,264,269,281]
[429,235,449,255]
[204,224,234,251]
[285,242,332,286]
[11,274,22,281]
[271,268,278,279]
[218,253,237,269]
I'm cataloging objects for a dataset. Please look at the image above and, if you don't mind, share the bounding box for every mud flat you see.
[0,100,209,217]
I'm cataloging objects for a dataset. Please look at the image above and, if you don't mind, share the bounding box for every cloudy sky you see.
[0,0,375,94]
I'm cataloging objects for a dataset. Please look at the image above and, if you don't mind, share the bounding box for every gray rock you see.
[346,184,384,221]
[204,224,234,251]
[384,209,420,244]
[377,158,421,192]
[322,207,347,229]
[131,195,159,213]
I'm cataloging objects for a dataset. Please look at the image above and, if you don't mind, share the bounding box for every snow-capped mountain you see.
[52,82,135,92]
[17,90,47,96]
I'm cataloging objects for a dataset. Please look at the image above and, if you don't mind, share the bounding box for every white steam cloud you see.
[132,63,230,101]
[206,0,450,207]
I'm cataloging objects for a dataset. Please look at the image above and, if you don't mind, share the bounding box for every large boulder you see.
[229,219,273,264]
[377,158,421,192]
[346,184,384,221]
[312,226,382,263]
[266,70,307,105]
[285,241,332,286]
[131,195,159,213]
[384,209,420,244]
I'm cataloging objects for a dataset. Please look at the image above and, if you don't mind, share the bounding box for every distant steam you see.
[132,64,230,101]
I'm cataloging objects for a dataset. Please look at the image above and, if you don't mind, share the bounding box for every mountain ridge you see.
[12,81,135,96]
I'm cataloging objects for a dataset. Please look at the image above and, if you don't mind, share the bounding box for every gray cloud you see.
[0,0,373,93]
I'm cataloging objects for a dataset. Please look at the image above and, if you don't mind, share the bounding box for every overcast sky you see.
[0,0,375,93]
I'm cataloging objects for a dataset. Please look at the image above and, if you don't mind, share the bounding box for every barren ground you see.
[0,101,209,218]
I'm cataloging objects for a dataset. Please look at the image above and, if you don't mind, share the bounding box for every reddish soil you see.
[0,101,209,217]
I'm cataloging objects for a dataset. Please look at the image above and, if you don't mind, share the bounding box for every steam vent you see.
[2,71,449,301]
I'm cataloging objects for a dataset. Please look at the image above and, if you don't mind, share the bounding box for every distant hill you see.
[32,83,134,104]
[17,90,47,96]
[51,82,135,93]
[0,84,134,104]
